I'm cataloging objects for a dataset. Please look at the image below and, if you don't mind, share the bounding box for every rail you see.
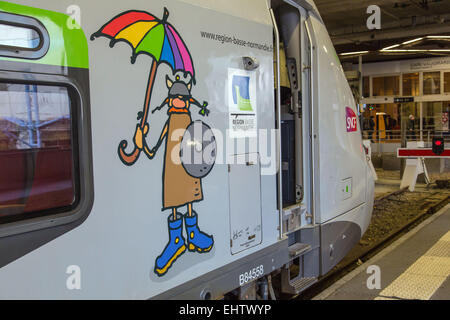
[362,129,450,145]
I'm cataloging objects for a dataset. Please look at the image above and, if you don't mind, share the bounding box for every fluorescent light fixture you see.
[427,35,450,39]
[382,49,450,53]
[339,51,369,56]
[380,36,450,54]
[374,35,450,55]
[381,49,423,52]
[381,44,400,51]
[402,37,423,45]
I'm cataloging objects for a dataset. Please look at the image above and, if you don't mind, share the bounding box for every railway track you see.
[294,185,450,300]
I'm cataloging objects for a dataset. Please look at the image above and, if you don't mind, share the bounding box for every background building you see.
[361,56,450,144]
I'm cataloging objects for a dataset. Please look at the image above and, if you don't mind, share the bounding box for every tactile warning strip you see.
[407,256,450,277]
[425,241,450,257]
[377,231,450,300]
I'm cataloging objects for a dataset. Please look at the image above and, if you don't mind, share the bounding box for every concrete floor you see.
[313,204,450,300]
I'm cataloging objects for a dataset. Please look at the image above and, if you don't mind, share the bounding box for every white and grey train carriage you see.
[0,0,375,299]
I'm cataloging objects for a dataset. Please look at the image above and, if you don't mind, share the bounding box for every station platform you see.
[313,204,450,300]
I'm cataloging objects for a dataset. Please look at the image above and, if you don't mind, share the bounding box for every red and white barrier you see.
[397,149,450,158]
[397,142,432,192]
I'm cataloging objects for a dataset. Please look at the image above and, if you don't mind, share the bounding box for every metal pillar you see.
[419,101,423,142]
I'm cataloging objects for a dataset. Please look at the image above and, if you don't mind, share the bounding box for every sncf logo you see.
[346,107,357,132]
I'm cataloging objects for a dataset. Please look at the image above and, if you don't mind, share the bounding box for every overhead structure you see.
[314,0,450,62]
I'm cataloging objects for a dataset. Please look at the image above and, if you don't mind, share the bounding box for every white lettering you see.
[66,265,81,290]
[179,305,214,318]
[66,5,81,30]
[367,265,381,290]
[367,5,381,30]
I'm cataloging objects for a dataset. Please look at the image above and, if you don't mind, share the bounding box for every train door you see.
[272,1,320,294]
[274,1,317,231]
[274,0,372,279]
[277,5,304,209]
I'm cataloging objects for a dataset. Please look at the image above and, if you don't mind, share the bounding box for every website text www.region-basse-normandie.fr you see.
[200,31,273,52]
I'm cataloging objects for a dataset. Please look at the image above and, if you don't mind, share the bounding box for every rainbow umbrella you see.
[91,8,195,165]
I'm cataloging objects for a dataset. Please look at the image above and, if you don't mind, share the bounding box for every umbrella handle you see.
[117,60,157,166]
[118,140,141,166]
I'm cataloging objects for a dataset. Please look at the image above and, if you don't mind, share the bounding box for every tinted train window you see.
[0,83,77,223]
[0,24,41,49]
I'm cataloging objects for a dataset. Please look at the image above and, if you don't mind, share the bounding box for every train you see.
[0,0,375,299]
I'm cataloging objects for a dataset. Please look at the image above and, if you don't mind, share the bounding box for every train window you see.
[0,83,78,224]
[0,12,50,60]
[0,24,41,49]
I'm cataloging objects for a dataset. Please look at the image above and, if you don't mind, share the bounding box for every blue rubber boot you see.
[154,214,186,277]
[184,212,214,253]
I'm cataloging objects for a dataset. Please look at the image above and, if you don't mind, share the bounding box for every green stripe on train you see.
[0,1,89,69]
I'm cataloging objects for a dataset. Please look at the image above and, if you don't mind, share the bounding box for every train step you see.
[289,243,312,258]
[281,242,317,294]
[290,277,317,293]
[281,267,318,295]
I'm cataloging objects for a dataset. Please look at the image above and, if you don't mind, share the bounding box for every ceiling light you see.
[339,51,369,56]
[427,35,450,39]
[402,38,423,45]
[381,49,423,52]
[381,44,400,51]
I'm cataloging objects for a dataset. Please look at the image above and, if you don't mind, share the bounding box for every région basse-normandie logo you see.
[232,75,253,111]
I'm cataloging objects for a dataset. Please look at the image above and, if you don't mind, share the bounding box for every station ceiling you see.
[314,0,450,63]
